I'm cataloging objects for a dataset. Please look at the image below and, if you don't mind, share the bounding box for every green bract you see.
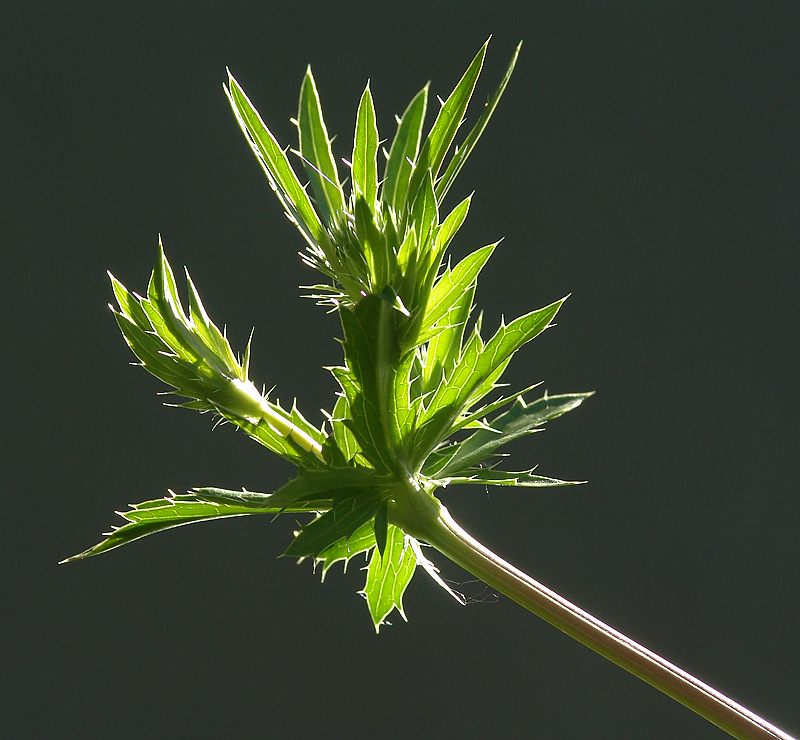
[67,40,589,630]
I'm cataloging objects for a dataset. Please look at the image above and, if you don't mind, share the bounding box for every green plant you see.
[66,40,794,740]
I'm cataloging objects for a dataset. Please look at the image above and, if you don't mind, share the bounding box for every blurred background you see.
[3,2,798,738]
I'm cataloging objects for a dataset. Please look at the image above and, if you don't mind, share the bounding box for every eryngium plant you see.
[66,41,794,740]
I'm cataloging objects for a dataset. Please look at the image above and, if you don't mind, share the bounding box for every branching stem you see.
[419,503,794,740]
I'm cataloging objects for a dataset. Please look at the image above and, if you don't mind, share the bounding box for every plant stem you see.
[420,503,795,740]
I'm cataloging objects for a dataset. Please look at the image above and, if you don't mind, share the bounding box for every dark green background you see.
[4,2,798,738]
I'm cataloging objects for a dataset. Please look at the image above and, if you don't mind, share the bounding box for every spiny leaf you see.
[195,487,321,510]
[417,243,496,343]
[111,248,326,466]
[412,299,565,467]
[226,72,325,248]
[298,67,346,225]
[435,41,522,202]
[284,493,380,559]
[406,39,487,207]
[437,469,581,488]
[427,298,565,420]
[354,196,392,290]
[315,520,377,578]
[421,282,476,392]
[434,195,472,256]
[62,492,281,562]
[432,392,593,477]
[382,85,428,213]
[362,524,417,631]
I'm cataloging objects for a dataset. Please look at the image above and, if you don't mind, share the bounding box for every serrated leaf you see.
[352,82,379,206]
[430,298,564,417]
[418,243,496,343]
[284,493,379,559]
[421,282,475,392]
[298,67,346,225]
[112,310,189,390]
[185,271,241,378]
[194,487,321,510]
[262,466,394,510]
[62,492,279,562]
[433,392,593,477]
[363,524,417,631]
[413,299,565,467]
[315,520,377,578]
[382,85,428,213]
[409,169,438,254]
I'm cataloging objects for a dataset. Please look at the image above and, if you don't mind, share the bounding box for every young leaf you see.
[406,40,487,207]
[362,524,417,631]
[409,169,439,254]
[352,82,379,206]
[185,272,241,379]
[434,195,472,255]
[62,492,281,562]
[428,298,565,421]
[298,67,346,225]
[226,73,326,248]
[435,41,522,202]
[354,196,392,290]
[417,243,496,343]
[382,85,428,213]
[421,282,476,392]
[413,299,565,467]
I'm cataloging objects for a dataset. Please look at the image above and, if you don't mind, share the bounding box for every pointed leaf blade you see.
[406,40,487,206]
[284,493,379,559]
[226,73,325,246]
[62,492,278,562]
[419,243,496,341]
[383,85,428,213]
[316,520,377,577]
[362,524,417,631]
[435,392,593,476]
[436,41,522,202]
[352,82,379,206]
[298,67,346,225]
